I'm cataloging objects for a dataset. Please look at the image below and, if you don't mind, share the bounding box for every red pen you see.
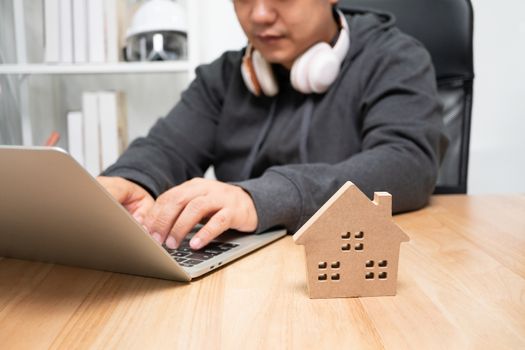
[45,131,60,147]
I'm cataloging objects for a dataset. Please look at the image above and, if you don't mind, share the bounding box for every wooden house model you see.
[293,182,409,299]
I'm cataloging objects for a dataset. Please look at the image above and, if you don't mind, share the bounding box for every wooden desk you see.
[1,195,524,349]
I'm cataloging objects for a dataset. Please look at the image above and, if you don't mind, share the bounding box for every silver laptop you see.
[0,146,286,281]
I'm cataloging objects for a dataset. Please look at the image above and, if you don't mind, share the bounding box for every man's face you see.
[233,0,338,69]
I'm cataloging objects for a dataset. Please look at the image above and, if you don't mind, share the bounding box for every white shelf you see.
[0,62,191,75]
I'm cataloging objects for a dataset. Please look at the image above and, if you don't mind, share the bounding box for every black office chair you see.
[339,0,474,194]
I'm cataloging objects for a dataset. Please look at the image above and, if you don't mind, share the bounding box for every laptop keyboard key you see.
[184,259,204,266]
[203,241,224,249]
[219,243,238,248]
[164,237,238,267]
[187,253,213,261]
[171,251,191,258]
[203,249,222,256]
[217,243,239,251]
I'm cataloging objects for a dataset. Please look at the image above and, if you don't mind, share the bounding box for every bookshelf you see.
[0,62,191,75]
[0,0,199,148]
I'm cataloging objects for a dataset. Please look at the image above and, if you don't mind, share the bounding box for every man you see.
[98,0,446,251]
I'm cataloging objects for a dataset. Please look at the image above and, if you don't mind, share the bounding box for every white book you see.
[99,91,128,170]
[72,0,88,63]
[104,0,119,63]
[87,0,106,63]
[82,92,101,176]
[67,111,84,166]
[59,0,74,63]
[44,0,60,63]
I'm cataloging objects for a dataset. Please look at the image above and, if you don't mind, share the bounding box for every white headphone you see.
[241,10,350,96]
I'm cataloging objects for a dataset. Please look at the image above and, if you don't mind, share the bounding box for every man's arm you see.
[100,52,261,250]
[101,53,233,195]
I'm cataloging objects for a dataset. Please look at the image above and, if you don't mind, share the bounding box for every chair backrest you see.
[339,0,474,194]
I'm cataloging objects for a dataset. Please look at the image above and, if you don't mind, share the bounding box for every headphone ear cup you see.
[291,10,350,94]
[308,52,340,93]
[291,43,332,94]
[252,50,279,97]
[241,54,262,96]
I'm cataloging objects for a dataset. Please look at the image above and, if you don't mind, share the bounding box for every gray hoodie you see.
[102,9,447,234]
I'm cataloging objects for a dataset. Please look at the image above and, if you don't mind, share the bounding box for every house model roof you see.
[293,182,409,245]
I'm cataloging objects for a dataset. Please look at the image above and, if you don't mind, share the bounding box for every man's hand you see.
[97,176,154,224]
[143,178,258,250]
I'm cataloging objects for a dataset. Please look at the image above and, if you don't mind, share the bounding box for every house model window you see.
[293,182,409,299]
[341,231,365,251]
[317,261,342,282]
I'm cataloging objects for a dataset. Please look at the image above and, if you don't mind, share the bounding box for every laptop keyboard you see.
[163,238,239,268]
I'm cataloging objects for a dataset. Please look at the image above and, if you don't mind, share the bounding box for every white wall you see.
[197,0,525,194]
[197,0,246,63]
[469,0,525,194]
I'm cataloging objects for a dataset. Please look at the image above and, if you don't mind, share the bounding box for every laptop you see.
[0,146,286,281]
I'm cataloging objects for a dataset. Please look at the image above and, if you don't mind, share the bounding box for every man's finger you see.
[144,183,209,244]
[129,196,155,224]
[168,196,222,249]
[190,208,232,250]
[145,195,184,244]
[97,176,129,204]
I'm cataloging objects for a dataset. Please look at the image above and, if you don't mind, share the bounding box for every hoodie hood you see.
[342,7,397,63]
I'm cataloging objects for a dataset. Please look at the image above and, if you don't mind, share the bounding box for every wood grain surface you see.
[1,195,524,349]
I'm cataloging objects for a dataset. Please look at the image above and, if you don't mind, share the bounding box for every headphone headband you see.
[332,10,351,65]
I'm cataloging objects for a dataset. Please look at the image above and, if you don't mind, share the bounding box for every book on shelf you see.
[72,0,88,63]
[59,0,74,63]
[99,91,128,170]
[104,0,119,63]
[67,111,84,165]
[44,0,60,63]
[44,0,127,64]
[73,90,128,176]
[82,92,101,176]
[87,0,106,63]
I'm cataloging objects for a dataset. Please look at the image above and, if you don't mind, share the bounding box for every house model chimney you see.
[373,192,392,216]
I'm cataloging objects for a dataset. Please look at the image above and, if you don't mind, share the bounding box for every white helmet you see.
[125,0,188,61]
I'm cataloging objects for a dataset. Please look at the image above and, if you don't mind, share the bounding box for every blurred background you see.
[1,0,524,194]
